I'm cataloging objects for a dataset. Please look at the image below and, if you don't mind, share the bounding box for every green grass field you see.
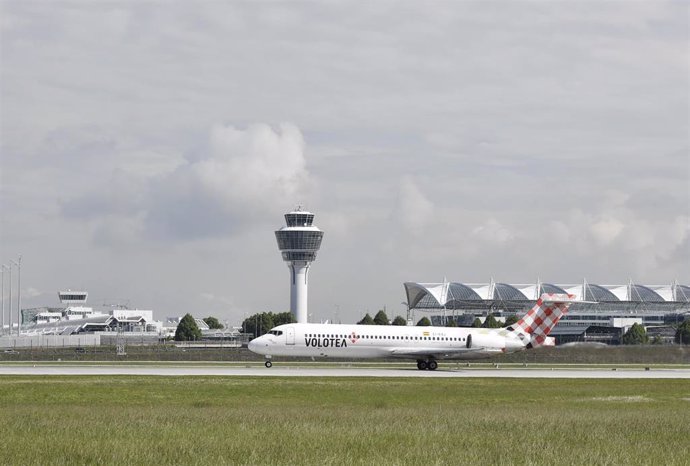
[0,377,688,465]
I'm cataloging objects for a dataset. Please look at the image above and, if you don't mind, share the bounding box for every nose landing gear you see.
[264,361,273,368]
[416,359,438,371]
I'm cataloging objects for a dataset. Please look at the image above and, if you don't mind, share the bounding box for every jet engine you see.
[466,333,506,350]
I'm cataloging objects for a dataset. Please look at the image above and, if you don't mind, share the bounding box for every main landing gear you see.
[416,359,438,371]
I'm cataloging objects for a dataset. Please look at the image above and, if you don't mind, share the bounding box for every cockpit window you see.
[267,330,283,336]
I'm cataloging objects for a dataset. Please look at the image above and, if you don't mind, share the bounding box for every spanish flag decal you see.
[423,331,429,336]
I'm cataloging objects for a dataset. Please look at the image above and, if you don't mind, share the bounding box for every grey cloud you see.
[1,1,687,323]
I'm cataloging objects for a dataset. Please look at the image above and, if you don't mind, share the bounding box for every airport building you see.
[16,290,159,335]
[404,280,690,344]
[1,289,247,349]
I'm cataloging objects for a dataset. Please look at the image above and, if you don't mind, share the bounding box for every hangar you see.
[403,280,690,332]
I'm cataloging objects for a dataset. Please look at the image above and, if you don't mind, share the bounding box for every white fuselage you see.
[248,323,528,361]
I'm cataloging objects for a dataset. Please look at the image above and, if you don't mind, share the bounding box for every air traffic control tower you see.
[275,208,324,323]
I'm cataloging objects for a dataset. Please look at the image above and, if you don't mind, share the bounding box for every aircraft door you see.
[286,327,295,345]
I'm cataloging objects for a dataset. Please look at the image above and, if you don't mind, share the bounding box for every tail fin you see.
[512,293,576,348]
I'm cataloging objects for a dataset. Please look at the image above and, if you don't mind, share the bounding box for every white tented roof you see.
[404,281,689,309]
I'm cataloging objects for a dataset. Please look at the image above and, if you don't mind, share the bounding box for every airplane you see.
[248,293,576,370]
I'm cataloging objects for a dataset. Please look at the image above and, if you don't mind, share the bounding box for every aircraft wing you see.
[387,346,500,360]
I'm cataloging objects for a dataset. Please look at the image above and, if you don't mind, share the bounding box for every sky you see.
[1,1,688,326]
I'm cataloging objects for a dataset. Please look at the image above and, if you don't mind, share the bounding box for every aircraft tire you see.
[265,361,273,368]
[416,360,427,370]
[428,360,438,371]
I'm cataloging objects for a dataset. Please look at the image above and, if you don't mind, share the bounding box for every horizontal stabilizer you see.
[539,293,578,304]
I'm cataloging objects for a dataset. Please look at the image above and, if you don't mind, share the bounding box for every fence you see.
[0,334,100,349]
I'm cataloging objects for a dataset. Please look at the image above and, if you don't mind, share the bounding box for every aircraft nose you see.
[248,338,258,352]
[248,337,266,354]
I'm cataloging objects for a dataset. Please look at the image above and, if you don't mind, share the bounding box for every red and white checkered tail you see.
[513,293,576,348]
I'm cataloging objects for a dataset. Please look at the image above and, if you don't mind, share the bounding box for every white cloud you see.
[145,122,310,240]
[589,217,625,246]
[396,177,434,235]
[471,218,514,245]
[199,122,307,208]
[60,122,310,243]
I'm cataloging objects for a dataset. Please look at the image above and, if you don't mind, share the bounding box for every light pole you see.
[401,302,410,324]
[6,264,12,335]
[1,264,7,335]
[11,257,21,336]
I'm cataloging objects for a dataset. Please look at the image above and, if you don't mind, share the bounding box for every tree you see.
[203,316,224,329]
[373,309,390,325]
[272,312,296,326]
[446,319,458,327]
[357,313,374,325]
[504,315,519,327]
[242,312,275,337]
[675,319,690,345]
[392,316,407,326]
[241,312,297,337]
[482,314,501,328]
[174,314,202,341]
[622,323,648,345]
[416,317,431,326]
[471,318,483,328]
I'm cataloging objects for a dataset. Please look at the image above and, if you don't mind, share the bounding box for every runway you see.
[1,364,689,378]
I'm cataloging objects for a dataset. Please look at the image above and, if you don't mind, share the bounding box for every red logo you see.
[350,332,359,344]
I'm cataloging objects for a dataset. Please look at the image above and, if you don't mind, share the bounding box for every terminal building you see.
[1,289,247,349]
[19,290,159,335]
[404,280,690,344]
